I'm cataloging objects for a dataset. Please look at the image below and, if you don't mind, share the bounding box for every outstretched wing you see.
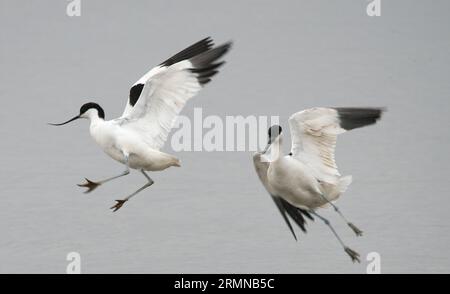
[120,37,232,149]
[253,153,313,240]
[289,107,384,183]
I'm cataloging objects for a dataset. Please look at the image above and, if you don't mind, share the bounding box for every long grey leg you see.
[318,194,363,236]
[310,210,360,263]
[110,169,154,212]
[78,153,130,193]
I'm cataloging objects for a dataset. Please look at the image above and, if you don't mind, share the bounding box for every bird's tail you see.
[320,175,352,204]
[338,175,353,194]
[172,158,181,167]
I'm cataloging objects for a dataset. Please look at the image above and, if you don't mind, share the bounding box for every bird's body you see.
[50,37,232,210]
[267,155,326,209]
[89,117,179,171]
[266,155,353,210]
[253,107,384,262]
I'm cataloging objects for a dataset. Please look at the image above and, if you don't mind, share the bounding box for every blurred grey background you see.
[1,0,449,273]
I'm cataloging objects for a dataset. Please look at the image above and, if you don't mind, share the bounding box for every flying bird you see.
[50,37,232,211]
[253,107,384,262]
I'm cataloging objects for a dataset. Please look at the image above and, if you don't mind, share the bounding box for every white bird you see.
[50,37,232,211]
[253,107,384,262]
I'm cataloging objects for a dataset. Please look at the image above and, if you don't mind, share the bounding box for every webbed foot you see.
[110,199,128,212]
[344,247,361,263]
[77,178,101,193]
[348,222,363,237]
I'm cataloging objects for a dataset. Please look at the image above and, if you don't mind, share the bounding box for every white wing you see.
[119,38,232,150]
[121,66,162,118]
[289,107,383,183]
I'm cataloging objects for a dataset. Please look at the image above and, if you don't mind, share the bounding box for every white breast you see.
[89,120,179,171]
[267,156,325,209]
[89,120,124,162]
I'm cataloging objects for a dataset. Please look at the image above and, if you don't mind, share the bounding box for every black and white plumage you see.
[253,107,384,262]
[253,152,313,240]
[121,37,232,150]
[50,37,232,211]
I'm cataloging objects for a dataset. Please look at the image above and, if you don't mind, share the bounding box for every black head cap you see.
[268,125,282,139]
[80,102,105,119]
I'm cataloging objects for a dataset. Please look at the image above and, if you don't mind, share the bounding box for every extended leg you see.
[310,210,360,263]
[78,153,130,193]
[110,169,154,212]
[318,194,363,236]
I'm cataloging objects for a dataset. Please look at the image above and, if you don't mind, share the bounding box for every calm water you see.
[1,1,449,273]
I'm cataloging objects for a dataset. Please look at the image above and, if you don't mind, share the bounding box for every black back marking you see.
[129,83,144,107]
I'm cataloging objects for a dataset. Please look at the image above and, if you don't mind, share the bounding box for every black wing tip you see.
[189,41,233,86]
[334,107,385,131]
[271,195,297,240]
[278,198,313,235]
[299,208,314,221]
[159,37,215,67]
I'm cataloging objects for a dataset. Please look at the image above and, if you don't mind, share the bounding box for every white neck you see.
[81,109,104,126]
[265,135,284,162]
[89,115,104,128]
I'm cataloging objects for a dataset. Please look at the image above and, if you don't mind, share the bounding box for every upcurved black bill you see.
[48,115,80,126]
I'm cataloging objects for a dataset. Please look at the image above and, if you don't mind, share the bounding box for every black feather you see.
[278,198,314,233]
[334,107,384,131]
[299,208,314,221]
[189,42,232,85]
[128,38,229,108]
[271,195,297,240]
[160,37,214,67]
[129,83,144,107]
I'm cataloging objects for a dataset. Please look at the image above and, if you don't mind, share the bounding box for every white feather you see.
[119,60,202,150]
[121,66,165,118]
[288,107,347,183]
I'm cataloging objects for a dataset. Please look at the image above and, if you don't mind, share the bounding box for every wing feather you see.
[121,37,216,118]
[289,107,383,183]
[119,39,232,150]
